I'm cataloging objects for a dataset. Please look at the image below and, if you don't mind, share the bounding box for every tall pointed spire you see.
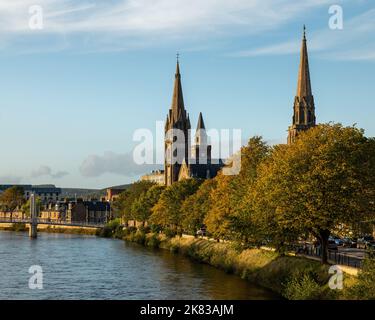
[287,26,316,145]
[165,55,191,186]
[196,112,205,130]
[296,25,312,97]
[171,54,185,122]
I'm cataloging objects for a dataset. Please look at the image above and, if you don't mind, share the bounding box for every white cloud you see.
[0,0,336,52]
[31,165,69,179]
[80,151,159,177]
[235,8,375,61]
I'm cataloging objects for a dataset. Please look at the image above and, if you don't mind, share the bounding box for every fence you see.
[295,245,363,269]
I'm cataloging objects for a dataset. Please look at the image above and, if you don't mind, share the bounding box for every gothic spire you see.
[196,112,205,130]
[171,57,185,122]
[296,25,312,98]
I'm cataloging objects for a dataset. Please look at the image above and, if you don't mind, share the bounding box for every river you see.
[0,231,277,300]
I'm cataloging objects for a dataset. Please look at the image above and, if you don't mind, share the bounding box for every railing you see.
[0,217,104,228]
[294,245,363,269]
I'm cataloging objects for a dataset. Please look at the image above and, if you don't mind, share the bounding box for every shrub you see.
[145,233,161,248]
[164,228,177,238]
[347,254,375,299]
[283,274,323,300]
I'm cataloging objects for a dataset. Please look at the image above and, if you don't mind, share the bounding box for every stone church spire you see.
[193,112,210,165]
[196,112,205,130]
[296,26,312,98]
[171,59,186,123]
[165,57,191,186]
[287,26,316,144]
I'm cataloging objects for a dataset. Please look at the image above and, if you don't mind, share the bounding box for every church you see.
[164,60,224,186]
[162,26,316,186]
[288,26,316,144]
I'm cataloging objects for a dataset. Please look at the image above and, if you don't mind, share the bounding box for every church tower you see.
[287,26,316,144]
[164,59,191,186]
[192,112,211,165]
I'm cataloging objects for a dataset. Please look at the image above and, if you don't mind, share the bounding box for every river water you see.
[0,231,276,300]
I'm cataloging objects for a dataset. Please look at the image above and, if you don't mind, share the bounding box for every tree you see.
[21,197,42,219]
[131,185,165,226]
[113,181,155,224]
[204,174,236,240]
[181,178,217,235]
[230,136,271,245]
[150,178,202,232]
[204,136,271,244]
[252,124,375,263]
[0,186,25,220]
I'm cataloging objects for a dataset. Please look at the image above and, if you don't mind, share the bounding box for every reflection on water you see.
[0,231,277,300]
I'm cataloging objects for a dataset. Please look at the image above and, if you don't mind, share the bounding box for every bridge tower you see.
[29,194,38,239]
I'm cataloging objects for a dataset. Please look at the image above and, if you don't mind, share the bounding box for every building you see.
[164,60,224,186]
[287,27,316,144]
[105,187,127,202]
[66,199,110,224]
[0,184,61,203]
[141,170,165,185]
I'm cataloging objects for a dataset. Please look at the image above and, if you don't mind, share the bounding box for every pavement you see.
[337,247,366,259]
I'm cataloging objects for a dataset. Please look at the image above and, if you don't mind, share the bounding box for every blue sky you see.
[0,0,374,188]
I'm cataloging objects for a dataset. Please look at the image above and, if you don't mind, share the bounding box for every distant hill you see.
[60,188,105,199]
[60,184,131,200]
[104,184,131,190]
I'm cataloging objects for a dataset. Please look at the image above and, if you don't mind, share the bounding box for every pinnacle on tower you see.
[196,112,205,130]
[171,55,185,122]
[296,25,312,98]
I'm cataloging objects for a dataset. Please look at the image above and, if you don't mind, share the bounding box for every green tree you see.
[0,186,25,220]
[131,185,165,226]
[113,181,155,224]
[150,178,202,232]
[231,136,271,245]
[252,124,375,263]
[21,197,42,219]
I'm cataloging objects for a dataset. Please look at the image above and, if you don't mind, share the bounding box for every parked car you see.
[328,240,338,251]
[196,226,207,237]
[357,236,375,250]
[342,237,357,248]
[329,236,344,246]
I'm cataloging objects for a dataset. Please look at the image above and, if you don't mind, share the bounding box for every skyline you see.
[0,0,374,188]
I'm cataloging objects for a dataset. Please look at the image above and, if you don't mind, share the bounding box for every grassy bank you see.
[98,224,358,299]
[0,223,97,235]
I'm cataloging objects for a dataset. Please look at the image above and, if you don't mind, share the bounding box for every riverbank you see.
[0,223,358,299]
[0,223,97,235]
[105,228,357,299]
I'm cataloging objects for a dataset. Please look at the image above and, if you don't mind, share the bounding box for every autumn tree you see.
[252,124,375,263]
[204,174,236,240]
[150,178,202,232]
[181,178,217,235]
[0,186,25,220]
[230,136,271,245]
